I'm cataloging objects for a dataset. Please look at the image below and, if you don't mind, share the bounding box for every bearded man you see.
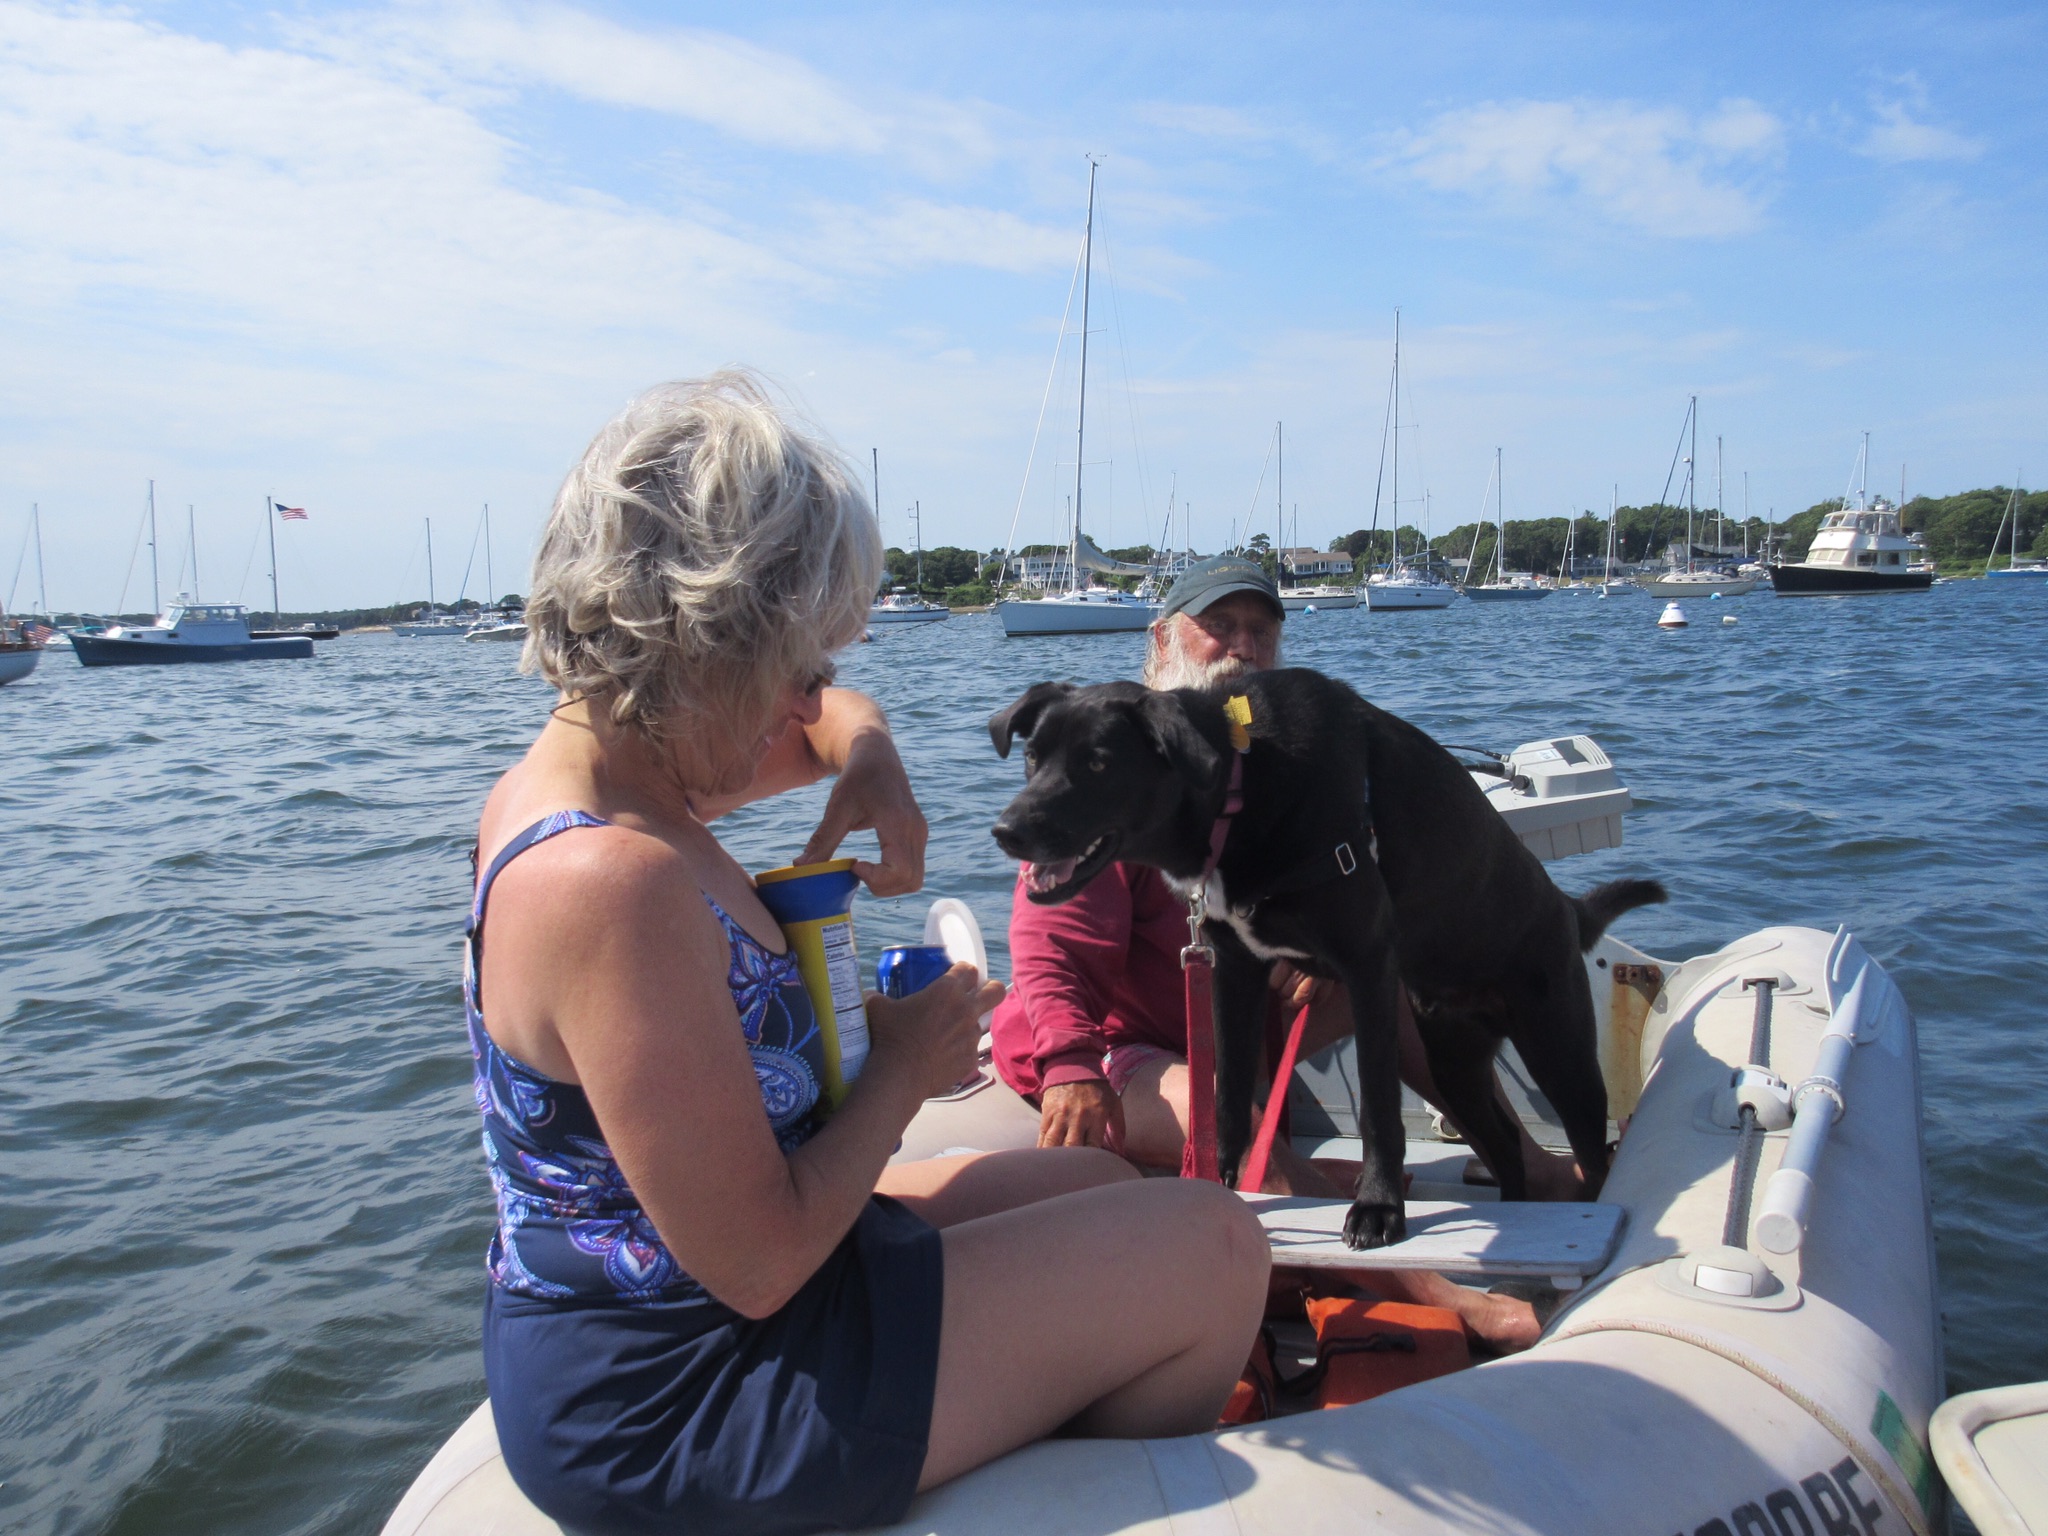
[987,555,1572,1348]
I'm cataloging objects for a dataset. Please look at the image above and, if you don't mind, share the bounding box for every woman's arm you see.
[496,828,987,1319]
[695,687,928,896]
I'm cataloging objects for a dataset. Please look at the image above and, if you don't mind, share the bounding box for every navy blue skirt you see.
[485,1196,944,1536]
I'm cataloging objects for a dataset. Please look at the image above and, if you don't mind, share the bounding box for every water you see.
[3,585,2045,1534]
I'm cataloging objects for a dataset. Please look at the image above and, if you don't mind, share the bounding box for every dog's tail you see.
[1573,878,1668,949]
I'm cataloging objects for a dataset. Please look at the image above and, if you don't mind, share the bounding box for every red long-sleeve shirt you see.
[989,862,1192,1099]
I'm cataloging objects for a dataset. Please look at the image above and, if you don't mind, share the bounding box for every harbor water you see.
[3,583,2045,1534]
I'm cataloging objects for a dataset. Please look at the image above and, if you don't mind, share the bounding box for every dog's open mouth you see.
[1022,831,1119,903]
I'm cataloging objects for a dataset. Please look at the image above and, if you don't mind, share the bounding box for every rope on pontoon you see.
[1723,977,1777,1247]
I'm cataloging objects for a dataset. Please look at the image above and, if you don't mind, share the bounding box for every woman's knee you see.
[1152,1179,1270,1288]
[1056,1144,1144,1186]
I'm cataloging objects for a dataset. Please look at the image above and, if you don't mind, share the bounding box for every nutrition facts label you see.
[820,922,869,1082]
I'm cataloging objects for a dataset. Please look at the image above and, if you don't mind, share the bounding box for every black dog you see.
[989,669,1664,1250]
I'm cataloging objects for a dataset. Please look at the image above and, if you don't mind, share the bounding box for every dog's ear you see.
[988,682,1076,758]
[1136,689,1224,787]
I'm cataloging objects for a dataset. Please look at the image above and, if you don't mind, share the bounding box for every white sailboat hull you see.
[868,606,950,625]
[997,596,1160,635]
[0,647,41,685]
[1365,581,1456,610]
[1279,588,1360,612]
[1635,573,1759,598]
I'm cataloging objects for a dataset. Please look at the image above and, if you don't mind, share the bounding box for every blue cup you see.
[876,944,954,999]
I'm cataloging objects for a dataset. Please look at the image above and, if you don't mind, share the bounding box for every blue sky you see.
[2,1,2042,611]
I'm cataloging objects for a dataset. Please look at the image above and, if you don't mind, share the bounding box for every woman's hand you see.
[863,964,1001,1101]
[797,726,927,896]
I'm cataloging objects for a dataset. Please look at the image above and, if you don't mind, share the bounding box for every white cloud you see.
[303,0,1001,176]
[1388,98,1784,237]
[1858,100,1984,164]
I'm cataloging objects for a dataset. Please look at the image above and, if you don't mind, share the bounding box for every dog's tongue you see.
[1024,857,1078,894]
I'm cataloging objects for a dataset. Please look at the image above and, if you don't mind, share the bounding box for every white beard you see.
[1142,623,1266,692]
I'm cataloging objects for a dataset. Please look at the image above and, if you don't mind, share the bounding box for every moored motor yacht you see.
[70,600,313,666]
[1769,497,1932,595]
[869,591,951,624]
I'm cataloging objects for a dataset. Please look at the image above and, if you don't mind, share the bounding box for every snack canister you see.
[754,859,868,1109]
[875,944,954,999]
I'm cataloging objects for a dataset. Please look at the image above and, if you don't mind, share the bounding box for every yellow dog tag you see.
[1223,694,1253,752]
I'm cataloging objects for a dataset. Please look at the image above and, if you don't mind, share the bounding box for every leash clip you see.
[1182,889,1214,969]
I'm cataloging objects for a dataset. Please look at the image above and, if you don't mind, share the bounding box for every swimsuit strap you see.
[466,811,612,1008]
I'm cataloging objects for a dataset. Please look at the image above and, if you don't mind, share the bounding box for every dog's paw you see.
[1342,1201,1407,1251]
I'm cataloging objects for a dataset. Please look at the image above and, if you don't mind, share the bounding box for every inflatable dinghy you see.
[383,742,1948,1536]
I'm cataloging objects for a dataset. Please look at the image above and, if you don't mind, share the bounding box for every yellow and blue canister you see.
[754,858,869,1110]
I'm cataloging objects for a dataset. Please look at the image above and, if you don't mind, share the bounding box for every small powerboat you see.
[70,601,312,666]
[870,592,951,625]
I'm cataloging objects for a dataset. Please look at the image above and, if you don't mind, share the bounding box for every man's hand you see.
[1269,960,1328,1012]
[1038,1079,1124,1151]
[798,728,928,897]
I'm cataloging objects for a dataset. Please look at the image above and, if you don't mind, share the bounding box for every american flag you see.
[274,502,308,521]
[22,621,55,644]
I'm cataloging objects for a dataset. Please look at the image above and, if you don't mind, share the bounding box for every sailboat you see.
[1268,424,1358,612]
[1463,449,1550,602]
[393,517,475,636]
[869,458,948,625]
[1362,315,1454,612]
[1636,401,1758,598]
[1982,483,2046,582]
[996,161,1163,637]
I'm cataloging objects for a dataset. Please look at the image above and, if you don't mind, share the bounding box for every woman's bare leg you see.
[876,1146,1138,1228]
[916,1177,1269,1491]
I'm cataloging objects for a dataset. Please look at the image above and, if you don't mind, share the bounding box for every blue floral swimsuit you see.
[469,812,943,1536]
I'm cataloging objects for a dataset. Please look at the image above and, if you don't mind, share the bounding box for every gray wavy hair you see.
[524,372,882,753]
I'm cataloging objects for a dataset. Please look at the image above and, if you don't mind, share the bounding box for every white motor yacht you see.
[1769,499,1931,595]
[869,592,950,625]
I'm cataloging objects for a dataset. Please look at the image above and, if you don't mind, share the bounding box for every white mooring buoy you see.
[1658,601,1689,629]
[1723,614,1738,625]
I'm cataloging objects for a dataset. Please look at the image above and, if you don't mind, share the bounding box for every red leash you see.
[1179,750,1245,1185]
[1238,1001,1311,1194]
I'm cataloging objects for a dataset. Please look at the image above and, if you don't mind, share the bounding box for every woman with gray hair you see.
[467,373,1269,1534]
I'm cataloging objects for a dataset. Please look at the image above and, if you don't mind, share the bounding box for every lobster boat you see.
[382,739,1960,1536]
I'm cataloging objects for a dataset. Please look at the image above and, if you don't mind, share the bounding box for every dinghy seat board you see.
[1243,1196,1624,1288]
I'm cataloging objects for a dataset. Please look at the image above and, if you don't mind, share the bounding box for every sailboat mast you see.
[187,504,200,598]
[1495,446,1505,582]
[1391,310,1400,571]
[914,501,925,593]
[1715,435,1724,555]
[484,504,494,607]
[147,480,160,615]
[1686,397,1697,575]
[426,518,437,613]
[266,495,282,622]
[1071,157,1098,588]
[32,503,47,617]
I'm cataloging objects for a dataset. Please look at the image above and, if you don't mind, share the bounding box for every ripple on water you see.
[2,595,2046,1533]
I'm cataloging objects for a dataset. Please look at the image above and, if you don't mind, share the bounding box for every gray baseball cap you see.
[1160,554,1284,622]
